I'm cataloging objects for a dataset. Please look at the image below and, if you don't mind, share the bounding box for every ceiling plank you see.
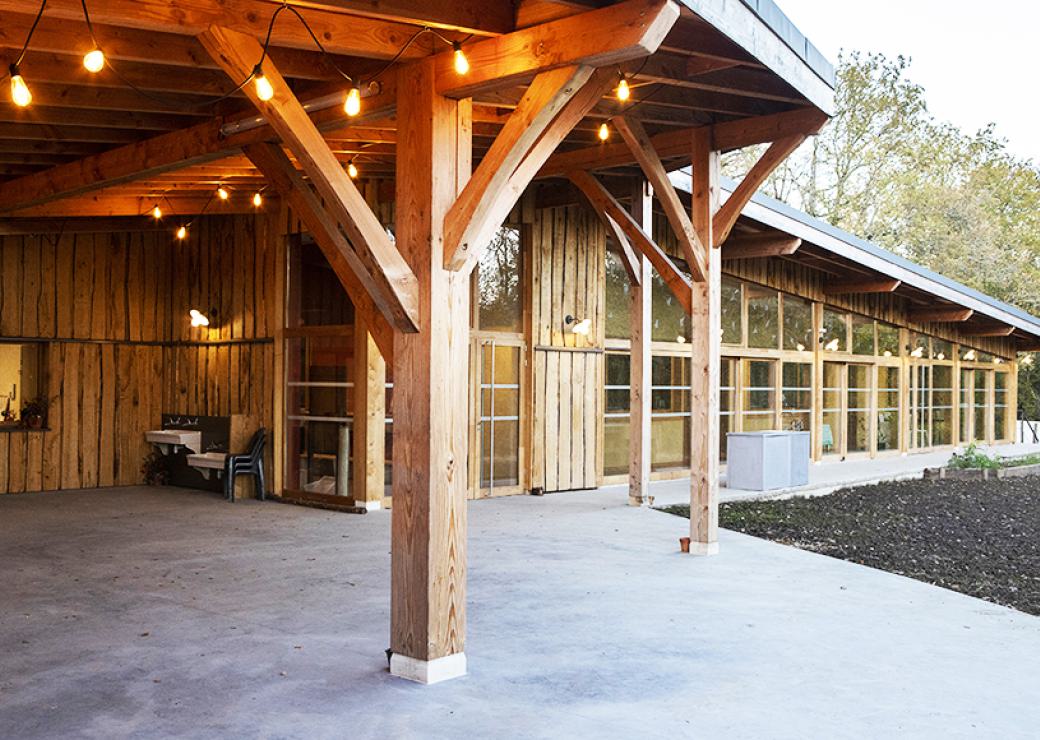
[823,278,902,295]
[290,0,513,35]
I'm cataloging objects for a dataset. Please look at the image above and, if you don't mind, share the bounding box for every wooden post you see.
[389,58,471,684]
[689,129,720,555]
[628,180,653,506]
[352,320,386,510]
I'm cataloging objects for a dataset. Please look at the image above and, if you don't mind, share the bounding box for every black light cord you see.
[1,0,47,83]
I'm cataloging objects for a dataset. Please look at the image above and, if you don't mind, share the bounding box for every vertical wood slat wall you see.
[0,213,281,495]
[529,204,605,492]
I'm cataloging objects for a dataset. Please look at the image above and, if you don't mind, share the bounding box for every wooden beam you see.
[605,215,642,285]
[614,114,706,282]
[912,307,974,323]
[713,134,806,246]
[8,192,252,218]
[823,278,901,295]
[444,65,595,270]
[568,169,693,309]
[243,142,395,358]
[351,319,387,511]
[435,0,679,98]
[199,24,419,334]
[390,57,470,683]
[688,126,719,556]
[971,325,1016,337]
[628,179,652,506]
[293,0,513,34]
[721,233,801,260]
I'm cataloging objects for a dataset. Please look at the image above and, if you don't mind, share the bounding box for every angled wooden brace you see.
[199,25,420,333]
[613,115,707,283]
[244,142,394,360]
[568,169,691,314]
[712,133,807,247]
[605,214,643,285]
[445,67,616,273]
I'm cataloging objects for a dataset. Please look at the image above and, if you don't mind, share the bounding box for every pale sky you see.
[776,0,1040,164]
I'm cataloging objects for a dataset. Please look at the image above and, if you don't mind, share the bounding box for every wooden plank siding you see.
[0,213,279,495]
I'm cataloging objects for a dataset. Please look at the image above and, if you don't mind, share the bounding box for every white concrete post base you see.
[688,541,719,556]
[627,496,651,507]
[356,499,382,511]
[389,652,467,684]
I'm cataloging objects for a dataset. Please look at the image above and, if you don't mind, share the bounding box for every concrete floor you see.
[1,485,1038,739]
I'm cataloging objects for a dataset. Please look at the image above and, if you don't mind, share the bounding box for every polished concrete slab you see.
[1,485,1038,739]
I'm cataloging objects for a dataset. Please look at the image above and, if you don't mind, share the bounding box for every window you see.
[288,241,354,328]
[994,372,1009,441]
[477,226,522,333]
[877,366,900,451]
[932,339,952,361]
[651,268,691,343]
[847,364,871,453]
[974,369,989,441]
[603,352,631,476]
[822,362,843,455]
[746,286,779,349]
[0,343,46,429]
[721,277,743,345]
[959,368,973,442]
[851,315,875,355]
[741,360,776,431]
[821,309,847,352]
[910,333,929,359]
[781,362,811,432]
[478,342,521,488]
[782,296,813,352]
[932,365,953,446]
[877,323,899,357]
[605,251,632,340]
[720,358,735,460]
[651,355,690,470]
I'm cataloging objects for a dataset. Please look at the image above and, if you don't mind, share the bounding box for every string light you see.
[347,161,358,179]
[252,64,274,101]
[83,49,105,73]
[452,41,470,75]
[344,86,361,117]
[9,64,31,107]
[252,192,263,207]
[616,76,630,102]
[151,205,162,220]
[598,122,610,141]
[216,187,229,201]
[176,225,188,240]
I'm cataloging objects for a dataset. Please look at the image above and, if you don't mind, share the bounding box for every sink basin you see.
[145,430,202,455]
[186,452,227,480]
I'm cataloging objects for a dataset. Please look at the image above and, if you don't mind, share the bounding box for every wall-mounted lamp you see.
[565,315,592,337]
[963,349,976,361]
[909,346,925,358]
[189,309,211,328]
[823,338,839,352]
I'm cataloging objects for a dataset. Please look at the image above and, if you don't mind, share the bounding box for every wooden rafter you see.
[713,134,806,246]
[823,278,902,295]
[568,169,693,308]
[244,142,394,358]
[912,307,974,323]
[200,24,419,332]
[613,114,706,282]
[971,325,1016,337]
[721,233,801,260]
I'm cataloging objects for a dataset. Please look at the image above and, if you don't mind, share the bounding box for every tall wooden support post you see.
[352,320,386,510]
[629,180,653,506]
[389,59,472,684]
[689,130,720,555]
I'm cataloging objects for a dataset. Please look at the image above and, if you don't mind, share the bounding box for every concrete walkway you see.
[640,441,1040,507]
[1,485,1038,739]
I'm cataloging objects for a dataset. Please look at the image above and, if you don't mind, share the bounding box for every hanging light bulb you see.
[347,161,358,179]
[176,225,188,240]
[151,205,163,220]
[598,122,610,141]
[83,49,106,73]
[216,187,229,201]
[452,41,469,75]
[9,64,31,107]
[252,192,263,207]
[616,76,630,102]
[344,86,361,117]
[253,65,274,101]
[189,309,210,328]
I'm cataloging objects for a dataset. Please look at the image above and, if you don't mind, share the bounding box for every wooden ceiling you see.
[0,0,819,218]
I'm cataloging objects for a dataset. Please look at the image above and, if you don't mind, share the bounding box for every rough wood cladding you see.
[0,214,279,495]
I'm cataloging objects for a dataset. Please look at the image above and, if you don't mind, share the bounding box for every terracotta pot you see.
[26,415,43,429]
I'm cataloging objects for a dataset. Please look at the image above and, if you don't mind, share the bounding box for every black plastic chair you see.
[224,428,266,502]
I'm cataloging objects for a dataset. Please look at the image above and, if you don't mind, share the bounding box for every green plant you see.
[141,451,171,486]
[19,397,47,428]
[948,443,1002,470]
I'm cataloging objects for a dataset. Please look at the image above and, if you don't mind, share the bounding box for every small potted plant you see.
[19,397,47,429]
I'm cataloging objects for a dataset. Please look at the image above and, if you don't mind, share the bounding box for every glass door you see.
[821,361,844,456]
[876,365,900,452]
[846,364,871,454]
[974,369,990,443]
[477,340,521,490]
[910,363,930,449]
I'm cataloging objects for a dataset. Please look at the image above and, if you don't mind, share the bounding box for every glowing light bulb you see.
[189,309,210,328]
[452,41,469,75]
[83,49,105,73]
[176,225,187,240]
[151,205,162,220]
[344,86,361,117]
[252,192,263,207]
[347,161,358,179]
[616,77,630,101]
[964,349,976,361]
[254,69,274,102]
[9,65,31,107]
[598,122,609,141]
[217,187,229,201]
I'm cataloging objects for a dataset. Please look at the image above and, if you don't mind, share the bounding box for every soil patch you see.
[661,477,1040,615]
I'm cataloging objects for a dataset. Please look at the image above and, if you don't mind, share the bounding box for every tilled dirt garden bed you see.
[662,477,1040,615]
